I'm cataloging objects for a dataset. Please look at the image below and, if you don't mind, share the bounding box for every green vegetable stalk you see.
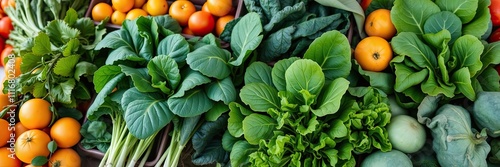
[4,0,89,49]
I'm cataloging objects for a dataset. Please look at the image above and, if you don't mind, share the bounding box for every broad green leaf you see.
[355,60,395,94]
[391,32,437,68]
[244,62,273,86]
[205,102,229,122]
[242,113,277,145]
[304,30,351,80]
[205,78,236,105]
[53,55,80,77]
[422,29,452,52]
[452,35,483,76]
[186,45,231,79]
[119,65,156,93]
[147,55,181,94]
[63,8,78,26]
[20,53,45,73]
[153,15,182,34]
[228,102,247,137]
[63,38,80,57]
[122,17,153,60]
[229,12,263,66]
[292,14,341,39]
[73,82,92,100]
[272,57,300,91]
[74,61,98,81]
[452,67,476,100]
[475,66,500,92]
[171,69,211,98]
[222,130,238,151]
[328,119,348,138]
[95,30,133,50]
[51,79,76,104]
[421,70,456,98]
[230,140,257,167]
[31,156,49,166]
[462,0,490,38]
[259,26,296,62]
[391,0,440,34]
[480,42,500,72]
[86,73,125,120]
[32,32,52,55]
[393,63,429,92]
[105,46,144,65]
[423,11,462,42]
[168,89,214,117]
[285,59,325,99]
[32,82,47,98]
[123,88,173,139]
[314,0,366,38]
[312,78,349,117]
[240,83,280,112]
[93,65,122,93]
[157,34,190,64]
[435,0,478,24]
[48,140,57,153]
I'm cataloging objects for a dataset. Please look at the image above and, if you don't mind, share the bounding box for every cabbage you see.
[417,96,490,167]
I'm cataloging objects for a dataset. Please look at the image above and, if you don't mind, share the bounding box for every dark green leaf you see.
[313,78,349,117]
[153,15,182,33]
[105,46,144,65]
[187,45,231,79]
[423,11,462,42]
[229,12,263,66]
[475,66,500,92]
[168,89,214,117]
[93,65,122,93]
[393,63,429,92]
[120,65,156,93]
[51,79,76,104]
[87,73,125,120]
[95,30,133,50]
[74,61,98,81]
[292,14,340,39]
[244,62,273,86]
[31,156,49,166]
[57,107,83,120]
[205,78,236,105]
[452,67,476,100]
[452,35,483,76]
[48,140,57,153]
[391,0,440,35]
[259,26,296,62]
[171,69,211,98]
[157,34,190,64]
[53,55,80,77]
[230,140,256,167]
[391,32,438,68]
[147,55,180,94]
[462,0,490,38]
[271,57,299,91]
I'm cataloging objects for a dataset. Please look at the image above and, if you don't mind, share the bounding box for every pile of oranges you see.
[91,0,235,37]
[0,98,82,167]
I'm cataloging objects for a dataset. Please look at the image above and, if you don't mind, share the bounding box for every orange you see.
[354,36,393,72]
[14,122,28,140]
[126,8,148,21]
[169,0,196,26]
[92,3,113,22]
[112,0,134,13]
[134,0,146,8]
[201,2,210,13]
[365,9,396,40]
[0,146,22,167]
[0,119,11,147]
[50,117,81,148]
[206,0,232,17]
[215,15,234,36]
[48,148,81,167]
[4,56,21,77]
[14,129,51,163]
[111,10,127,25]
[144,0,168,16]
[19,98,52,129]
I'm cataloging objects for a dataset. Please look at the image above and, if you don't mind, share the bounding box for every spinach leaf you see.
[244,61,273,85]
[229,12,263,66]
[423,11,462,42]
[186,45,231,80]
[391,0,440,34]
[435,0,478,24]
[191,115,230,166]
[147,55,181,94]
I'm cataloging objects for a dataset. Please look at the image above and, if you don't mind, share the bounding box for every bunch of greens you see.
[221,0,351,62]
[85,12,263,167]
[389,0,500,108]
[9,8,105,109]
[225,30,392,166]
[4,0,89,48]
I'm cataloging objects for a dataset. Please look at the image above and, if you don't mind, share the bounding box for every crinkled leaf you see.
[205,78,236,105]
[187,45,231,79]
[304,30,351,80]
[122,88,173,139]
[285,59,325,99]
[244,62,273,86]
[168,89,214,117]
[147,55,180,94]
[53,54,80,77]
[63,38,80,57]
[45,20,80,46]
[51,79,76,104]
[230,12,263,66]
[242,113,277,145]
[259,26,295,62]
[240,83,280,112]
[74,61,97,81]
[32,32,52,55]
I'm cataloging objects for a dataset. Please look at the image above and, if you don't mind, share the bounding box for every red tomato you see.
[496,65,500,76]
[1,44,12,67]
[188,11,215,36]
[361,0,372,11]
[0,37,4,53]
[490,27,500,42]
[0,17,13,39]
[490,0,500,26]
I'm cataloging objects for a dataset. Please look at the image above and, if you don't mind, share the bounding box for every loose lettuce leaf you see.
[285,59,325,101]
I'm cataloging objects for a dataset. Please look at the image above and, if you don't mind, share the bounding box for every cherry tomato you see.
[490,0,500,26]
[0,17,13,39]
[490,27,500,42]
[188,11,215,36]
[361,0,372,11]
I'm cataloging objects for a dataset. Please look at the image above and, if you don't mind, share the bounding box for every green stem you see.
[126,132,158,167]
[36,0,44,28]
[138,143,154,167]
[115,134,138,167]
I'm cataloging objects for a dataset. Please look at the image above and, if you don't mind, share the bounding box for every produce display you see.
[0,0,499,166]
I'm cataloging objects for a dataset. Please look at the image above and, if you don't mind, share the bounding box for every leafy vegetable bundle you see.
[222,0,352,62]
[84,12,264,167]
[4,0,89,48]
[225,31,392,167]
[389,0,500,108]
[9,8,105,109]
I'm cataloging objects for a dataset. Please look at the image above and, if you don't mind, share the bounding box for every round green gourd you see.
[472,91,500,137]
[360,150,413,167]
